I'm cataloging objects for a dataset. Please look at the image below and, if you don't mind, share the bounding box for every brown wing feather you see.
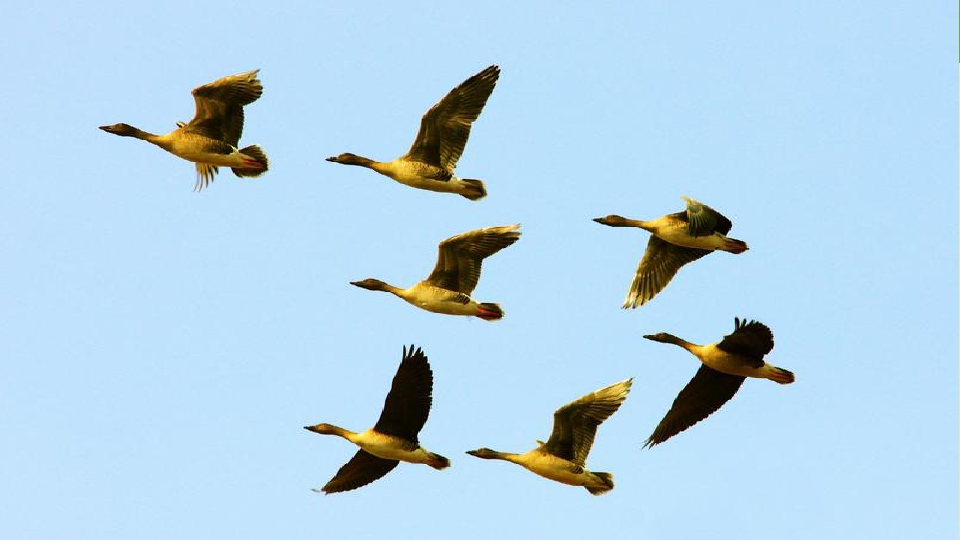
[423,224,520,294]
[544,379,632,467]
[623,236,711,308]
[404,65,499,171]
[319,450,399,494]
[372,346,433,442]
[644,365,745,448]
[184,70,262,145]
[716,318,774,365]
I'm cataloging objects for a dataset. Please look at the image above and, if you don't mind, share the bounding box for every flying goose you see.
[642,318,794,447]
[326,65,500,200]
[100,69,268,191]
[466,379,632,495]
[304,345,449,494]
[594,196,748,308]
[350,224,520,320]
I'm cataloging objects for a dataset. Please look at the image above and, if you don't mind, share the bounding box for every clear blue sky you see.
[2,2,957,538]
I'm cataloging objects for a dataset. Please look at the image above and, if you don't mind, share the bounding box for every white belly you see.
[353,430,428,463]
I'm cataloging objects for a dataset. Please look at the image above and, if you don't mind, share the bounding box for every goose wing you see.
[683,197,733,236]
[623,236,711,308]
[184,69,262,146]
[716,317,774,364]
[318,450,399,494]
[544,379,632,467]
[644,365,745,448]
[423,224,520,295]
[403,65,499,172]
[372,346,433,442]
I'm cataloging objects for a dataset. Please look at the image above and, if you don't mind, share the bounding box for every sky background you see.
[2,2,957,539]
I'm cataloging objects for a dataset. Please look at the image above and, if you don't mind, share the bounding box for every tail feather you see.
[458,178,487,201]
[232,145,269,178]
[476,302,503,321]
[427,452,450,470]
[767,366,795,384]
[723,237,748,254]
[585,472,614,495]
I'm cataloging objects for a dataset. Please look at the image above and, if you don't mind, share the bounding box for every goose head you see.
[99,123,140,137]
[350,278,391,292]
[593,215,632,227]
[466,448,503,459]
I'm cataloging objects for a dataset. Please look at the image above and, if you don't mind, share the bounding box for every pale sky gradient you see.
[2,2,958,539]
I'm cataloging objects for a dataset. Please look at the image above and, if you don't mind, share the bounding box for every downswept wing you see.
[544,379,632,467]
[404,65,500,172]
[184,69,263,146]
[372,346,434,442]
[716,318,774,364]
[623,236,711,308]
[644,365,745,448]
[319,449,399,494]
[424,224,520,295]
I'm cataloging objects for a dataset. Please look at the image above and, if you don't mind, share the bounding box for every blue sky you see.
[2,2,957,538]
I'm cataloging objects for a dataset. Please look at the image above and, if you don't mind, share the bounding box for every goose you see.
[100,69,268,191]
[304,345,449,494]
[593,196,748,308]
[350,224,520,320]
[466,379,632,495]
[326,65,499,201]
[642,318,794,448]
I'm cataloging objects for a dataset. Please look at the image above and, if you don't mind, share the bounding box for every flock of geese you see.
[100,67,796,495]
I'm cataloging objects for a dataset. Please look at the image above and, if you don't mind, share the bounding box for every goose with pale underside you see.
[594,196,748,308]
[350,224,520,320]
[304,345,448,494]
[642,317,794,448]
[326,65,499,200]
[100,69,268,191]
[466,378,632,495]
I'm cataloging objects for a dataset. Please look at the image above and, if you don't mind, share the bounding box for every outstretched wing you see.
[716,317,774,364]
[423,224,520,295]
[544,379,632,467]
[622,236,711,308]
[404,65,500,171]
[318,450,399,494]
[184,69,262,146]
[644,365,745,448]
[372,346,434,441]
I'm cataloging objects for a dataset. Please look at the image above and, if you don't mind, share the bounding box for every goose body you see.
[351,224,521,320]
[642,318,794,448]
[100,70,268,191]
[305,346,449,494]
[594,196,748,308]
[327,65,499,201]
[467,379,632,495]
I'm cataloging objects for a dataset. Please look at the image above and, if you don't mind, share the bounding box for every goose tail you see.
[458,178,487,201]
[476,302,503,321]
[232,145,269,178]
[765,366,795,384]
[722,237,748,254]
[427,452,450,470]
[585,472,614,495]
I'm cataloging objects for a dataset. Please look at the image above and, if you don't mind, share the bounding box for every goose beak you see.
[325,156,337,162]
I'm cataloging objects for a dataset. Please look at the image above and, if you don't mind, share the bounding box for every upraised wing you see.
[544,379,632,467]
[372,345,434,442]
[184,69,263,147]
[424,224,520,295]
[404,65,500,172]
